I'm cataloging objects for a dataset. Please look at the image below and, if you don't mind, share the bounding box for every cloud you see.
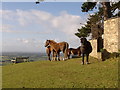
[2,9,87,52]
[17,38,29,44]
[0,10,17,20]
[2,9,84,34]
[0,24,13,32]
[17,38,40,45]
[0,24,51,34]
[17,38,43,47]
[50,11,81,34]
[1,28,52,34]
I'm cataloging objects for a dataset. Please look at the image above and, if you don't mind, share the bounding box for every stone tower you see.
[104,17,120,53]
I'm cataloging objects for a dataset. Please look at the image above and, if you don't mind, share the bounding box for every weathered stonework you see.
[89,17,120,59]
[89,39,98,58]
[104,17,120,53]
[118,18,120,51]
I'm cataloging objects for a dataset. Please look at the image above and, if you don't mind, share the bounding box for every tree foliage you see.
[75,1,120,39]
[81,2,113,20]
[111,1,120,17]
[81,2,96,12]
[75,25,91,38]
[36,0,44,4]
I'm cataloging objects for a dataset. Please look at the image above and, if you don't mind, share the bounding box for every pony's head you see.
[80,37,87,45]
[45,40,57,47]
[45,40,50,47]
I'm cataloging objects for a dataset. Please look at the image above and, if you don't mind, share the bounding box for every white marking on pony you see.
[57,57,59,61]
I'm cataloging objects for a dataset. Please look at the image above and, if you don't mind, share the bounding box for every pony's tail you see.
[65,42,69,59]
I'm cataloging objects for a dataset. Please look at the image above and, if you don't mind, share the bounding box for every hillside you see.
[2,57,119,88]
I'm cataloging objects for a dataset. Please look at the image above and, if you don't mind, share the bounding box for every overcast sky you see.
[1,2,96,53]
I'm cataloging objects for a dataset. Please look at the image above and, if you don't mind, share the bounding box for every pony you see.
[80,37,92,65]
[68,46,81,58]
[46,46,57,61]
[45,40,69,61]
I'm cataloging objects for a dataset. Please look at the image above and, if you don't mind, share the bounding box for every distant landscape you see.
[1,52,48,66]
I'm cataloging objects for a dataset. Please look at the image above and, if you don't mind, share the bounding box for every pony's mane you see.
[49,40,57,44]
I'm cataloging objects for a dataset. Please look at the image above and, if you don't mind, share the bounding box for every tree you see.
[75,24,91,38]
[81,2,96,12]
[81,2,112,20]
[75,1,120,39]
[111,1,120,17]
[36,0,44,4]
[75,6,104,39]
[87,7,104,39]
[101,2,112,20]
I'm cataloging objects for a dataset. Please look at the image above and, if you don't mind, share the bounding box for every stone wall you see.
[89,39,98,58]
[104,17,120,53]
[89,17,120,59]
[118,18,120,51]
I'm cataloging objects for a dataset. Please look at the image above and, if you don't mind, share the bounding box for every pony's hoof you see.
[81,62,84,65]
[86,62,90,64]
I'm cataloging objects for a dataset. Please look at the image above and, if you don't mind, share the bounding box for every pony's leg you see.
[52,51,55,60]
[52,51,57,61]
[54,53,57,61]
[82,54,84,65]
[55,56,57,61]
[64,51,69,60]
[63,52,66,61]
[48,54,51,61]
[62,52,65,61]
[86,54,90,64]
[63,50,67,60]
[66,49,69,59]
[68,53,70,59]
[57,52,60,61]
[65,51,68,60]
[52,52,54,61]
[78,51,81,57]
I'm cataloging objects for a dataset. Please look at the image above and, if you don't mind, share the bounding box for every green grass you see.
[2,57,119,88]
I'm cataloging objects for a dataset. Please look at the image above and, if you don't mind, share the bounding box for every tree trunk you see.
[102,2,112,20]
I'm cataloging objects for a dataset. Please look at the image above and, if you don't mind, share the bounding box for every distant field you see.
[2,57,119,88]
[1,52,48,66]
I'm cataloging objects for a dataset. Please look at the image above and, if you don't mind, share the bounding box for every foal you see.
[68,46,81,58]
[80,38,92,65]
[46,46,57,61]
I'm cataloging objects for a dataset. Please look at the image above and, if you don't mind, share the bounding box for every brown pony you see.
[46,46,57,61]
[68,46,81,58]
[45,40,69,61]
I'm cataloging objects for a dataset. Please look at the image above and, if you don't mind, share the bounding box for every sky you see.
[1,2,96,53]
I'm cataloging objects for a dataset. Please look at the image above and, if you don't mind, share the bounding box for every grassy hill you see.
[2,57,119,88]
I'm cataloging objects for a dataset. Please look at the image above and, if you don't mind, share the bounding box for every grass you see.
[2,57,119,88]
